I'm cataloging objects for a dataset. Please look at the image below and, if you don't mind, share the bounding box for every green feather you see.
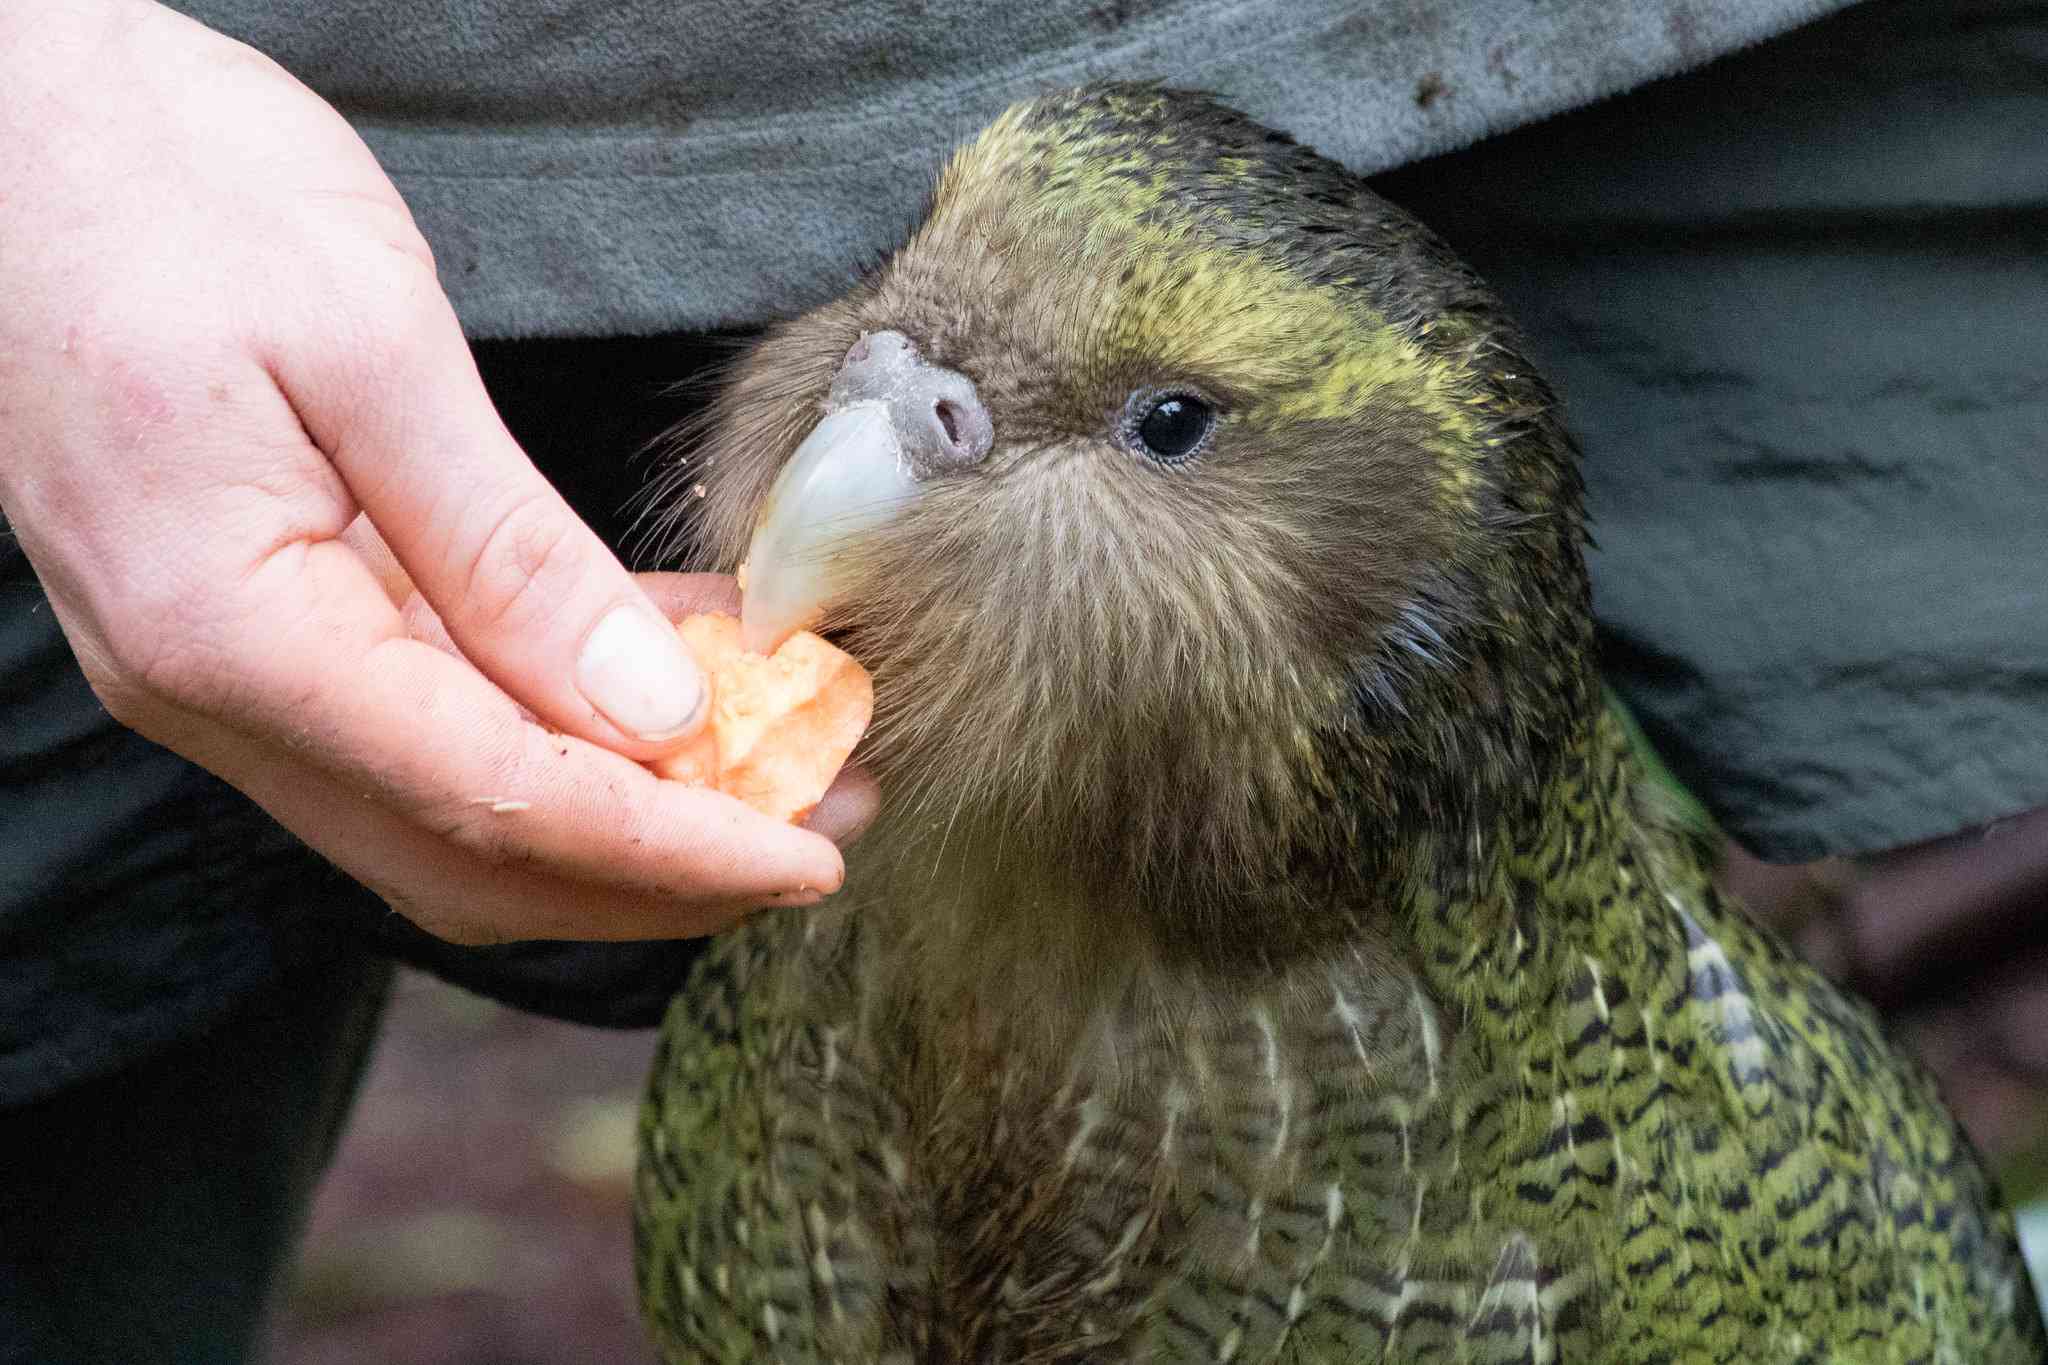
[634,85,2043,1362]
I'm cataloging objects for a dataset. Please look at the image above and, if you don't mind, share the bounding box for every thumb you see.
[276,267,705,757]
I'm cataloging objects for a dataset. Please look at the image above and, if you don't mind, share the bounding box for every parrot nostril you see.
[827,328,993,475]
[922,388,993,473]
[934,399,965,451]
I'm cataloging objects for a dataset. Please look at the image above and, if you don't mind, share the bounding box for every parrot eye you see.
[1123,389,1216,466]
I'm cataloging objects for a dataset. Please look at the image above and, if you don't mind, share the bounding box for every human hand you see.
[0,1,868,945]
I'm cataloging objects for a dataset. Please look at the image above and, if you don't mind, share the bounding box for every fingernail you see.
[576,604,702,741]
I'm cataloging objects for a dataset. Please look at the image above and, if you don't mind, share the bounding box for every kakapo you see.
[635,85,2044,1363]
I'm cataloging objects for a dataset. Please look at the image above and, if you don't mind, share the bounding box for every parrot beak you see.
[739,330,994,654]
[739,402,917,654]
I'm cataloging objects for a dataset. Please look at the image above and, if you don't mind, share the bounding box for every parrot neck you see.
[1390,701,1707,1021]
[845,696,1688,1082]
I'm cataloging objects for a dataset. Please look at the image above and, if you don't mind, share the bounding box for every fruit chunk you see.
[650,614,872,824]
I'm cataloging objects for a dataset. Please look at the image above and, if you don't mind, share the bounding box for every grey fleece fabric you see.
[1374,0,2048,859]
[179,0,1852,338]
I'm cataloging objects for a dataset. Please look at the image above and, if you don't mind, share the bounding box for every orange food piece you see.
[650,613,872,824]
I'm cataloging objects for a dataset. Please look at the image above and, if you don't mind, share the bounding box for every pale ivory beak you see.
[740,401,919,653]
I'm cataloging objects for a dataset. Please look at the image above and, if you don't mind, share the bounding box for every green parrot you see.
[633,85,2045,1362]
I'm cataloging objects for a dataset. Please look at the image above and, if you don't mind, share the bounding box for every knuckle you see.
[320,246,447,381]
[456,491,584,634]
[327,189,441,277]
[380,218,439,278]
[335,231,443,320]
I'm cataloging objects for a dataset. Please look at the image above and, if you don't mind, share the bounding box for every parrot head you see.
[656,85,1595,975]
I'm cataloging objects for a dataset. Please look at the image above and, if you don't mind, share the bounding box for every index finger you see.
[273,257,709,759]
[204,532,846,905]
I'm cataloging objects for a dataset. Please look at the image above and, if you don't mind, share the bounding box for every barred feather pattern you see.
[635,84,2041,1361]
[636,708,2044,1363]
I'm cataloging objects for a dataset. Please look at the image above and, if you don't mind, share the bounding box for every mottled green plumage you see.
[635,86,2043,1361]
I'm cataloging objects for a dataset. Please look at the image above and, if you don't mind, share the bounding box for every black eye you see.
[1130,392,1215,464]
